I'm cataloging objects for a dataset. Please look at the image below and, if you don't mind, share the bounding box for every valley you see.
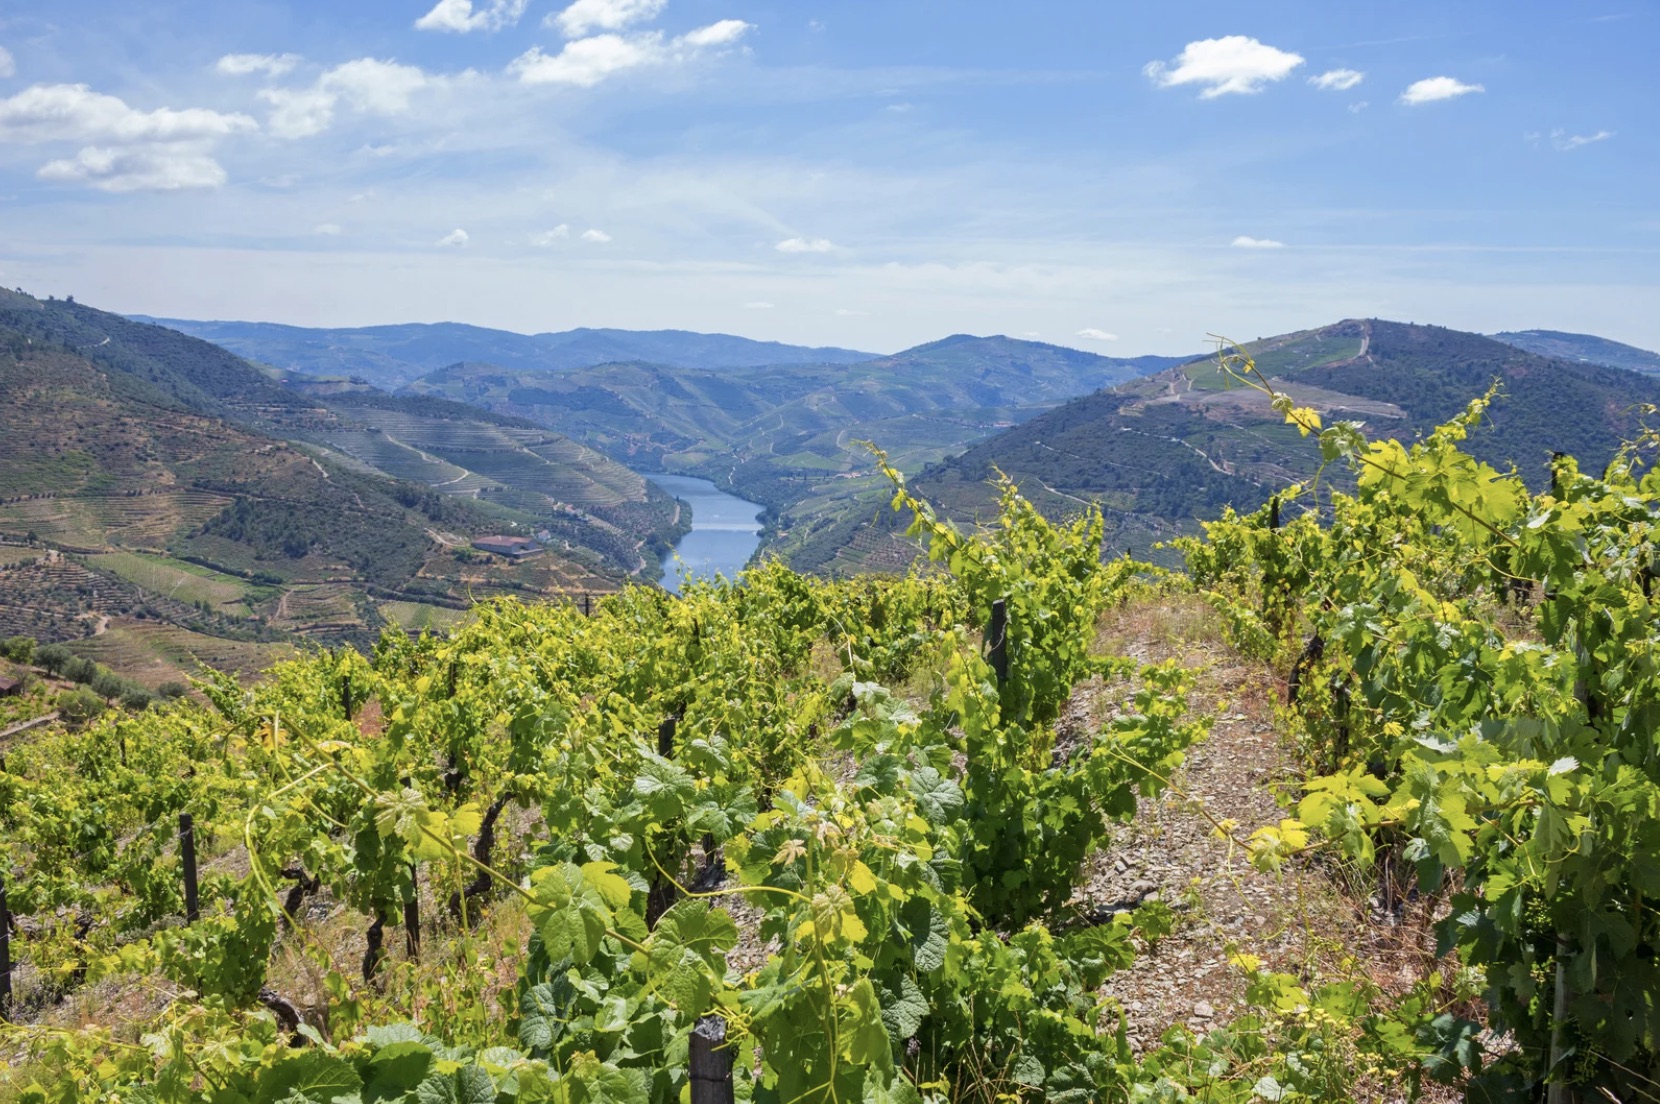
[8,295,1660,693]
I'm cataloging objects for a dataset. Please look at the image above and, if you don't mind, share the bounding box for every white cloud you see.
[416,0,529,34]
[743,301,774,309]
[0,46,18,80]
[509,20,752,87]
[215,53,301,78]
[324,58,429,114]
[0,83,256,143]
[1309,68,1364,91]
[38,143,227,192]
[549,0,666,37]
[1232,235,1286,249]
[0,83,253,191]
[260,86,336,139]
[532,225,571,245]
[511,35,658,87]
[314,223,343,235]
[581,228,612,242]
[1400,76,1484,105]
[1551,128,1613,151]
[776,237,834,253]
[1144,36,1304,98]
[679,19,752,48]
[259,58,431,138]
[1349,101,1369,114]
[437,228,470,247]
[834,308,868,316]
[1076,327,1119,341]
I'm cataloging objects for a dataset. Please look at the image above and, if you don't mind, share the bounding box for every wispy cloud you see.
[1309,68,1364,91]
[1144,36,1304,98]
[415,0,529,33]
[437,228,469,247]
[215,53,301,77]
[1400,76,1484,105]
[531,225,571,245]
[777,237,834,253]
[549,0,668,37]
[743,301,775,309]
[1550,128,1614,151]
[314,223,343,235]
[1232,235,1286,249]
[0,46,14,80]
[38,143,229,192]
[1076,327,1119,341]
[581,228,611,242]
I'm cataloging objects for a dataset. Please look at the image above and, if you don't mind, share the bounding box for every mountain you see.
[1491,329,1660,376]
[0,292,683,677]
[404,335,1191,568]
[130,317,881,389]
[848,319,1660,568]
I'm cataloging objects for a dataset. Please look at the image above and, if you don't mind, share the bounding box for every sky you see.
[0,0,1654,356]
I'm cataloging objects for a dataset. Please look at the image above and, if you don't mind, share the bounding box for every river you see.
[646,474,765,594]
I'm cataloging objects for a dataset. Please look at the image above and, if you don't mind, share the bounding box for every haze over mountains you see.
[1491,330,1660,377]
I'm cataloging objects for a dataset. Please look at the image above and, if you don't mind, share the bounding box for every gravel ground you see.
[1074,596,1456,1066]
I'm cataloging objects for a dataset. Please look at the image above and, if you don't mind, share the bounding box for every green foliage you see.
[1,458,1468,1104]
[1187,351,1660,1099]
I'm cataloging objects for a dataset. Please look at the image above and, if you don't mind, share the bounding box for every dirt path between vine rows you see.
[1068,595,1448,1054]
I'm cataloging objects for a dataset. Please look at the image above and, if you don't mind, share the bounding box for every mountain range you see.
[138,315,1193,569]
[864,319,1660,568]
[1491,329,1660,376]
[131,317,880,390]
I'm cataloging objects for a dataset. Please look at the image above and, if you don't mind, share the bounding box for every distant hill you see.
[0,292,685,674]
[405,334,1191,568]
[855,319,1660,566]
[130,316,881,389]
[1491,329,1660,376]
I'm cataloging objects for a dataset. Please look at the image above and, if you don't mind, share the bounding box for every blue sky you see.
[0,0,1653,354]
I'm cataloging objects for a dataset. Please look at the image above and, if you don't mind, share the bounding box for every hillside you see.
[132,316,879,389]
[0,293,684,675]
[855,319,1660,566]
[407,335,1189,568]
[1491,328,1660,376]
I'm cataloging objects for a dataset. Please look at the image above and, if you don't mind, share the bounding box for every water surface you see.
[647,474,765,594]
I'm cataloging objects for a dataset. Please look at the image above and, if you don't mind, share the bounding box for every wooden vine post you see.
[1,873,12,1017]
[179,812,200,922]
[987,598,1009,686]
[689,1015,735,1104]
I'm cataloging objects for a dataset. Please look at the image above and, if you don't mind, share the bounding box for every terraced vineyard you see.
[7,378,1660,1101]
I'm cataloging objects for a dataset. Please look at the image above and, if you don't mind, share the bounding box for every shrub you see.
[34,642,72,673]
[56,687,106,725]
[1,635,34,663]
